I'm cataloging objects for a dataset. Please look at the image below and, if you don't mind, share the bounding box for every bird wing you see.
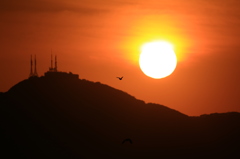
[127,139,132,144]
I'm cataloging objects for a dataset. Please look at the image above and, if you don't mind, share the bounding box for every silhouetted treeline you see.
[1,76,240,158]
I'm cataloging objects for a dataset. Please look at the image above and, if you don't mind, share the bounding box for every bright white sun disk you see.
[139,41,177,79]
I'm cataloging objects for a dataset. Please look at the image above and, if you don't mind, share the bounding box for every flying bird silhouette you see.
[116,76,123,80]
[122,138,132,144]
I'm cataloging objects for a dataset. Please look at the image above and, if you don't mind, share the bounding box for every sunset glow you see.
[1,0,240,116]
[139,41,177,79]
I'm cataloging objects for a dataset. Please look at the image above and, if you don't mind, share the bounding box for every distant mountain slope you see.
[1,76,240,158]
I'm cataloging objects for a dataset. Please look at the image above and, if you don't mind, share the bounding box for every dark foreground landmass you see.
[0,76,240,158]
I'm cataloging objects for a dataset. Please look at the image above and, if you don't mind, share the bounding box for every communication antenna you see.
[55,55,57,72]
[29,55,33,77]
[33,55,38,76]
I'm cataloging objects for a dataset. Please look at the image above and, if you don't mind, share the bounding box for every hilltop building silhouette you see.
[29,55,79,79]
[29,55,38,78]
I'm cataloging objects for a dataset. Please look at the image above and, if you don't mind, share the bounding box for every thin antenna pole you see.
[29,55,33,77]
[34,55,38,76]
[51,49,53,71]
[55,55,57,72]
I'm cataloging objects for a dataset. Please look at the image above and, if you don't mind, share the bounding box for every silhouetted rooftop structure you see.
[44,55,79,79]
[28,55,79,80]
[44,71,79,79]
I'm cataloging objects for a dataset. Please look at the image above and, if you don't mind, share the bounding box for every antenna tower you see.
[33,55,38,77]
[29,55,33,77]
[55,55,58,72]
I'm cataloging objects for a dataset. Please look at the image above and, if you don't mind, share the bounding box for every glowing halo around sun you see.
[139,41,177,79]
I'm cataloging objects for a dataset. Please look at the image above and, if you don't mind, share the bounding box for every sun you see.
[139,41,177,79]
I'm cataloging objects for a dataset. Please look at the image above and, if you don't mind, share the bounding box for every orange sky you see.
[1,0,240,116]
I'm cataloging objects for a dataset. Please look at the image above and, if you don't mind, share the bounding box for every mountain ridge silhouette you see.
[1,76,240,158]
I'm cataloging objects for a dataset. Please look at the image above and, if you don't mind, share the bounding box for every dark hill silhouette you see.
[1,76,240,158]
